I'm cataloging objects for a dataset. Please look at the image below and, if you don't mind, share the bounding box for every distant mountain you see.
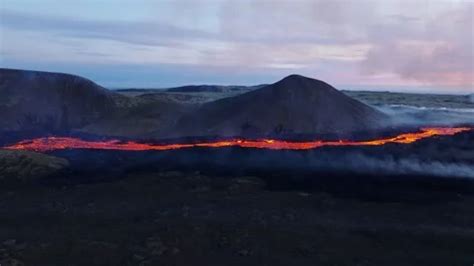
[167,85,232,93]
[171,75,389,137]
[166,84,266,93]
[0,68,126,133]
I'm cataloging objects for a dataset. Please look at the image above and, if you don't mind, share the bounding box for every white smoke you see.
[375,104,474,126]
[340,154,474,179]
[222,150,474,179]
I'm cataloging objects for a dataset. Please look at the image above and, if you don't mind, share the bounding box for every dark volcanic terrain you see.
[1,169,473,266]
[1,68,473,266]
[1,130,473,265]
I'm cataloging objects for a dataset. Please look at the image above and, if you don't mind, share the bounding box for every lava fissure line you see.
[3,127,471,152]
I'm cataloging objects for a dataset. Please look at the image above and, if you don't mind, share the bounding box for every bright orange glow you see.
[3,127,471,152]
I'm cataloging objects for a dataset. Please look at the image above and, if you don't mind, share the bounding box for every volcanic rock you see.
[171,74,389,137]
[0,149,69,183]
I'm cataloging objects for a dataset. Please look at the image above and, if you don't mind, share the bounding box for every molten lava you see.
[3,127,471,152]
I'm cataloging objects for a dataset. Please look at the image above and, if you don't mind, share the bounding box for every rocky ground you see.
[0,125,473,266]
[0,168,473,266]
[0,150,68,183]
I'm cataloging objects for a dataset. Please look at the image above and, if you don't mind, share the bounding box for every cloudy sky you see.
[0,0,472,92]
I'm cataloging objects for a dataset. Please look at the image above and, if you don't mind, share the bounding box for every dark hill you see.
[0,68,126,133]
[171,74,389,137]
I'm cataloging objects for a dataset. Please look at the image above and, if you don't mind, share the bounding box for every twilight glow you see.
[0,0,472,91]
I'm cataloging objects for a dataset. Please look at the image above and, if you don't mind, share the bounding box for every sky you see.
[0,0,473,93]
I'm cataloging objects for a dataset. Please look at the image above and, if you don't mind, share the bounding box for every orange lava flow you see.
[3,127,471,153]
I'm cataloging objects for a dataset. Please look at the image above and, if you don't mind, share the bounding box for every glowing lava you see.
[3,127,471,152]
